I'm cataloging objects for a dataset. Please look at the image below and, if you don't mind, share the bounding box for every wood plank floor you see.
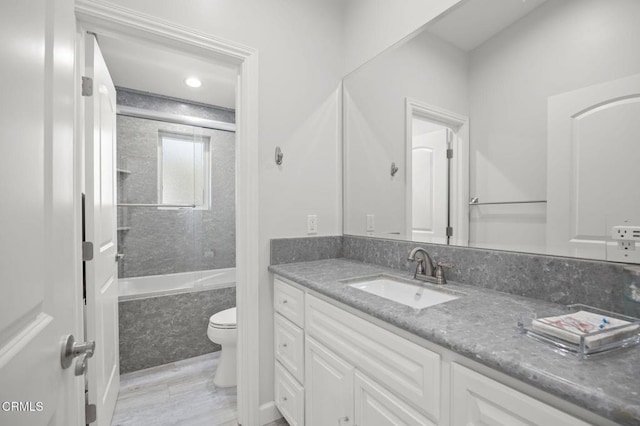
[111,352,288,426]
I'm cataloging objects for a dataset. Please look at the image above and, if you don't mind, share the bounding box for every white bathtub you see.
[119,268,236,301]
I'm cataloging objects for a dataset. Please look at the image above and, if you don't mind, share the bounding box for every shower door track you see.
[117,203,196,208]
[116,105,237,132]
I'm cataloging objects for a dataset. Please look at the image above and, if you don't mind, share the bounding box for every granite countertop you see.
[268,258,640,426]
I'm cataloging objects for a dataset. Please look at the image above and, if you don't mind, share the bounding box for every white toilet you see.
[207,307,237,387]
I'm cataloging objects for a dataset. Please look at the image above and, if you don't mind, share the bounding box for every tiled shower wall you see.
[117,88,236,278]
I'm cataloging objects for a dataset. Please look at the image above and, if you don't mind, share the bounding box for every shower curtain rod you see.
[116,105,236,133]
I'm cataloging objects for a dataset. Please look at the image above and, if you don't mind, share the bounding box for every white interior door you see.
[83,34,120,426]
[0,0,83,425]
[409,127,448,244]
[547,73,640,260]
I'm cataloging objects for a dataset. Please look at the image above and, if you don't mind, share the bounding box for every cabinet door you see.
[355,371,436,426]
[451,363,590,426]
[305,337,354,426]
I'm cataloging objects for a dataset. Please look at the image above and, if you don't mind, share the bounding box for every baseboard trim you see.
[259,401,282,425]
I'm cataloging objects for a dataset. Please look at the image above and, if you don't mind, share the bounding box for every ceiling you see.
[427,0,548,52]
[97,32,238,109]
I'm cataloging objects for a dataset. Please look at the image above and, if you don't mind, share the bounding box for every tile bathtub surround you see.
[343,235,631,313]
[117,90,236,278]
[270,235,343,265]
[119,286,236,374]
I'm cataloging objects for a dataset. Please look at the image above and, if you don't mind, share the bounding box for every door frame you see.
[74,1,260,424]
[404,98,469,247]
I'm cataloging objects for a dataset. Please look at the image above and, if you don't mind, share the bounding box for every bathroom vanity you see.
[270,259,639,426]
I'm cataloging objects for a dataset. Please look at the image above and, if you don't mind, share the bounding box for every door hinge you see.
[81,76,93,97]
[85,403,97,424]
[82,241,94,261]
[446,148,453,159]
[446,226,453,237]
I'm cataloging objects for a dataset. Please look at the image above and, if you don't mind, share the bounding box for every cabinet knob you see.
[281,343,288,348]
[282,396,287,402]
[338,416,349,425]
[282,299,288,305]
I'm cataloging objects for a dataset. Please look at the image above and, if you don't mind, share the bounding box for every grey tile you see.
[117,104,236,279]
[117,87,235,124]
[119,287,236,373]
[270,236,343,265]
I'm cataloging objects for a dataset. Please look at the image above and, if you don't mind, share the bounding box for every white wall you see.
[344,30,468,238]
[343,0,461,73]
[468,0,640,253]
[103,0,346,412]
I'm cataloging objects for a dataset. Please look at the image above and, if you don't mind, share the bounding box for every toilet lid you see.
[209,307,236,328]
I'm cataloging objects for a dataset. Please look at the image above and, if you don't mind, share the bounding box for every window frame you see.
[157,130,212,210]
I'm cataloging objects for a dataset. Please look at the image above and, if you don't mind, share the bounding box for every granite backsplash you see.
[270,235,634,313]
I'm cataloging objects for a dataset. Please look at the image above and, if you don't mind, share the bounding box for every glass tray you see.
[517,304,640,360]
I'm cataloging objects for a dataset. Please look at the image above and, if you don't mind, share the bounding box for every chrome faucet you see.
[407,247,452,285]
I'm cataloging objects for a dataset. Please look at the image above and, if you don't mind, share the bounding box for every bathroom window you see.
[158,131,211,209]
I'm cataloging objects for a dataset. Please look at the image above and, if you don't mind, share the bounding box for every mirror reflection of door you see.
[547,73,640,263]
[410,117,450,244]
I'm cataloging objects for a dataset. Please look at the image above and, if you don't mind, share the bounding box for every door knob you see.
[60,334,95,369]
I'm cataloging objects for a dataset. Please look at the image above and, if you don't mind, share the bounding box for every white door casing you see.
[74,2,260,423]
[83,34,120,426]
[0,0,83,425]
[411,127,449,244]
[547,73,640,262]
[405,98,469,247]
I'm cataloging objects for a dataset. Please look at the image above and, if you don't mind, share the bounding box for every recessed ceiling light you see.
[185,77,202,88]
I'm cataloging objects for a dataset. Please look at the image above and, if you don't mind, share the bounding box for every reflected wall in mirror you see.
[343,0,640,263]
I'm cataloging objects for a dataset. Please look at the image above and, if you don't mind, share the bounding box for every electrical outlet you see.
[366,214,375,232]
[611,225,640,240]
[618,241,636,251]
[307,215,317,234]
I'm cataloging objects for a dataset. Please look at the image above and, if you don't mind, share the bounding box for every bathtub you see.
[118,267,236,301]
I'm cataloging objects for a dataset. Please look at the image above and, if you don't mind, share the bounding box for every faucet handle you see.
[434,262,453,284]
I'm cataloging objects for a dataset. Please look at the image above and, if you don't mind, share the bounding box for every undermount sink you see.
[343,274,461,309]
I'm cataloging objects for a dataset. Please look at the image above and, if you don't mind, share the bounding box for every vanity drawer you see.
[306,294,441,422]
[451,363,590,426]
[275,313,304,384]
[275,361,304,426]
[274,277,305,327]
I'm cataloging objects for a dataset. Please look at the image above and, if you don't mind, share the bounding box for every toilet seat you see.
[209,307,236,329]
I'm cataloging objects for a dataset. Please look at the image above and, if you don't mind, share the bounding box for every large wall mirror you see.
[343,0,640,263]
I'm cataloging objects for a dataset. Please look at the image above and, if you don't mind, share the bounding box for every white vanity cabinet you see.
[273,275,605,426]
[274,278,306,426]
